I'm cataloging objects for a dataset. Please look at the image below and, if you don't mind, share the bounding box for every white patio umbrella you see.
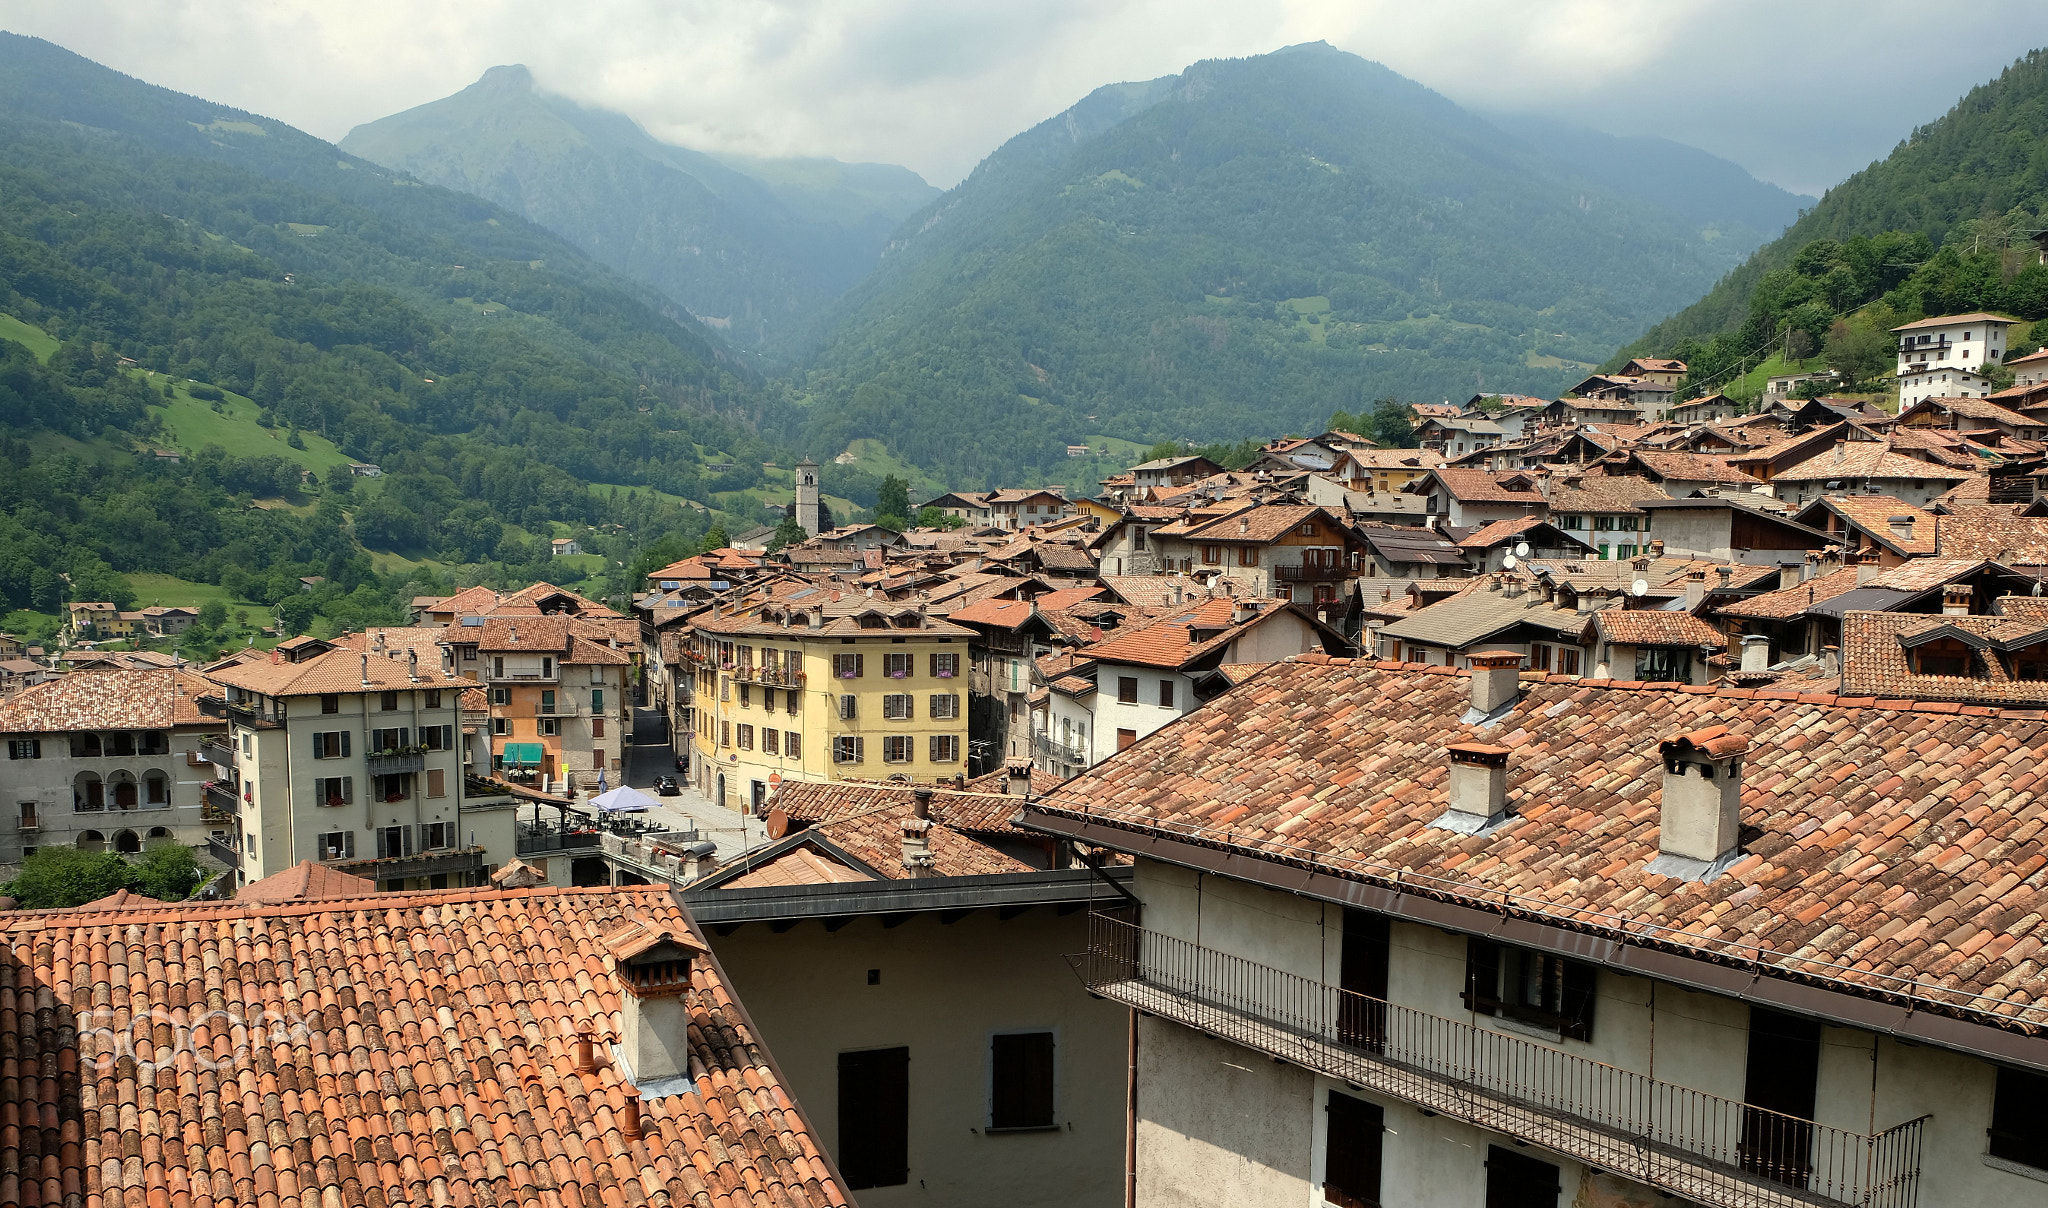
[590,784,657,813]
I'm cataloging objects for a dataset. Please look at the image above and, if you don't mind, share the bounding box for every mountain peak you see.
[472,63,535,93]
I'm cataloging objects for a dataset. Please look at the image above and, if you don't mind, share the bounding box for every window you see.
[424,690,441,709]
[314,777,352,806]
[929,693,960,720]
[490,687,509,706]
[1911,637,1972,677]
[1238,547,1258,567]
[312,731,351,759]
[1117,728,1137,751]
[491,718,510,736]
[990,1032,1055,1130]
[763,729,779,756]
[462,648,477,662]
[839,694,858,721]
[540,690,556,715]
[320,694,340,715]
[788,691,800,716]
[737,725,754,751]
[1463,939,1596,1040]
[1323,1092,1383,1208]
[838,1048,909,1189]
[422,724,454,751]
[719,721,731,748]
[739,684,751,708]
[1634,647,1691,683]
[1117,676,1138,704]
[931,652,959,678]
[882,735,912,763]
[369,727,409,752]
[884,652,914,679]
[538,718,560,737]
[423,822,452,849]
[591,689,604,713]
[492,657,505,678]
[7,739,40,760]
[834,652,864,679]
[883,694,914,720]
[1557,647,1581,676]
[930,734,959,763]
[426,768,446,798]
[1485,1146,1560,1208]
[1530,644,1552,672]
[316,830,355,860]
[833,736,863,764]
[380,691,399,711]
[1159,680,1175,708]
[785,732,802,759]
[1201,544,1222,564]
[1990,1066,2048,1171]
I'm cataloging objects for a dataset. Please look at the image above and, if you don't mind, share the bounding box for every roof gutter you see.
[1020,805,2048,1075]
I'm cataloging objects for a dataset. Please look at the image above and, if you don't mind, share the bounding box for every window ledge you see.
[984,1124,1061,1135]
[1984,1155,2048,1184]
[1490,1015,1565,1043]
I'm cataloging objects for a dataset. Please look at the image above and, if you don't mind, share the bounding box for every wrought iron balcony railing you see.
[1074,914,1925,1208]
[365,751,427,776]
[202,781,239,824]
[325,846,486,883]
[1275,562,1356,582]
[730,664,807,688]
[199,737,237,768]
[1033,733,1089,767]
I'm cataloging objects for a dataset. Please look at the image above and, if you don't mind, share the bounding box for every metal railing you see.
[1075,915,1925,1208]
[202,782,239,824]
[365,751,426,775]
[1033,733,1089,767]
[207,835,241,871]
[516,824,602,856]
[325,846,486,883]
[1275,563,1355,582]
[199,737,236,768]
[730,664,807,688]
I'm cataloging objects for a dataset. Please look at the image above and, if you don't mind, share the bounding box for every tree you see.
[133,841,202,901]
[1145,441,1183,463]
[275,593,317,635]
[3,847,134,909]
[197,599,228,629]
[875,475,912,528]
[914,506,965,530]
[700,523,730,553]
[765,515,808,552]
[1822,320,1897,389]
[1365,397,1418,448]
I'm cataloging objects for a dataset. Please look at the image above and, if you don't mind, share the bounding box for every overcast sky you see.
[6,1,2047,197]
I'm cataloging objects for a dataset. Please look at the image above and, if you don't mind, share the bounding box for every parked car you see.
[654,775,679,796]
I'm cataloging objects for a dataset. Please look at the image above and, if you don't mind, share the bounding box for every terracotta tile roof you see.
[437,584,503,614]
[0,668,215,731]
[1099,576,1205,609]
[1034,660,2048,1031]
[962,766,1065,797]
[1714,567,1866,620]
[1035,586,1107,610]
[1456,516,1550,549]
[1914,396,2040,426]
[763,781,1037,879]
[1622,451,1752,485]
[478,614,572,653]
[1424,469,1547,504]
[946,598,1040,629]
[1774,443,1974,484]
[719,844,878,888]
[1180,504,1344,543]
[0,884,851,1207]
[1547,476,1670,514]
[1892,311,2019,330]
[1839,611,2048,705]
[775,779,1026,835]
[1936,510,2048,564]
[1589,608,1726,647]
[234,859,377,903]
[567,634,633,665]
[1082,599,1292,669]
[208,645,474,697]
[1802,495,1939,555]
[1865,557,2002,592]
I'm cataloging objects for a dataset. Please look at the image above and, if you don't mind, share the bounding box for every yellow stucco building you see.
[688,597,975,812]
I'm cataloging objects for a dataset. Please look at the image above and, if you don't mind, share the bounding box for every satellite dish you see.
[1513,542,1532,558]
[1502,554,1517,569]
[1631,579,1649,598]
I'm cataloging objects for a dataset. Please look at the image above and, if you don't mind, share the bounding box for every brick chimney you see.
[1943,583,1973,616]
[1435,742,1512,834]
[1650,726,1748,879]
[1739,634,1771,672]
[606,922,711,1083]
[1465,650,1524,722]
[902,788,935,875]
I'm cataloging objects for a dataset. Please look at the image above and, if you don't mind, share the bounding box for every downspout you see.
[1126,1009,1139,1208]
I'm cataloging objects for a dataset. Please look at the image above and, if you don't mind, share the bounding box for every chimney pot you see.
[575,1034,597,1075]
[1739,633,1771,672]
[1438,742,1512,832]
[1466,650,1524,718]
[1942,583,1973,616]
[620,1090,643,1141]
[912,786,933,820]
[1652,727,1748,878]
[900,815,935,874]
[359,653,371,686]
[1823,644,1841,677]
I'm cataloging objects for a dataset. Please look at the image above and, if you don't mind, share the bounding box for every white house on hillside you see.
[1893,312,2017,406]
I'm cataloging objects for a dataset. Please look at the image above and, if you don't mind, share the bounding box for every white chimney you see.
[1942,583,1973,616]
[1005,763,1032,799]
[1682,569,1708,610]
[607,923,711,1082]
[1822,645,1840,677]
[1435,743,1512,834]
[407,648,420,684]
[1650,726,1749,880]
[1739,634,1771,672]
[1888,515,1917,546]
[902,788,935,874]
[359,653,371,687]
[1465,650,1524,721]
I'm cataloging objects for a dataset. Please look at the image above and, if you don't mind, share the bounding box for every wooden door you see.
[1741,1008,1819,1187]
[838,1047,909,1189]
[1338,909,1389,1051]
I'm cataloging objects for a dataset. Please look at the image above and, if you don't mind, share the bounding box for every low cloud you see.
[5,0,2046,195]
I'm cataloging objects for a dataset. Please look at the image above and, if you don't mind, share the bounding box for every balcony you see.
[1033,733,1089,767]
[516,820,603,857]
[199,737,237,768]
[1275,562,1355,583]
[206,834,241,871]
[365,751,426,776]
[325,845,486,883]
[1075,915,1925,1208]
[730,664,807,689]
[196,695,282,729]
[488,669,559,684]
[202,781,239,824]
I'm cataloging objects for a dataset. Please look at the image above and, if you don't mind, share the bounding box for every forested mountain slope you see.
[0,33,787,615]
[1620,48,2048,364]
[794,42,1789,485]
[341,66,937,349]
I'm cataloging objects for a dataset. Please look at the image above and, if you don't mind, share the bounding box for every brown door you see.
[1741,1008,1819,1187]
[1338,909,1389,1051]
[1323,1092,1383,1207]
[838,1047,909,1189]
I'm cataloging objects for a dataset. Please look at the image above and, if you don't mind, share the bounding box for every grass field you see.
[149,380,354,472]
[125,574,277,626]
[0,313,58,362]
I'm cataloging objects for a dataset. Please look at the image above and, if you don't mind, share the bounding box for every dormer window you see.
[1910,637,1973,677]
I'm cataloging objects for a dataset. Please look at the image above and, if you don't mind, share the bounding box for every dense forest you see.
[0,34,802,627]
[1620,47,2048,378]
[791,43,1792,486]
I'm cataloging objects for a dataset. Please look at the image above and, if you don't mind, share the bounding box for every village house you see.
[946,596,1060,774]
[1414,413,1505,457]
[1544,476,1671,560]
[1021,655,2048,1208]
[549,536,581,556]
[2009,345,2048,388]
[0,668,220,863]
[1893,311,2016,392]
[1402,468,1549,528]
[1766,440,1975,507]
[1146,504,1370,612]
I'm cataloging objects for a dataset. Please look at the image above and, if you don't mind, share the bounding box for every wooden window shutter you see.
[990,1032,1055,1129]
[426,768,445,799]
[1463,938,1500,1015]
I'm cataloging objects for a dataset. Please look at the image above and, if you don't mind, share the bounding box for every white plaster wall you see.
[1135,1017,1314,1208]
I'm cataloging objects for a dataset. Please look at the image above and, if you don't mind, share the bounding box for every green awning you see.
[498,742,544,768]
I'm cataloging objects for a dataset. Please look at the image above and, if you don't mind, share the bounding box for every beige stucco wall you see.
[1136,1018,1314,1208]
[708,907,1125,1208]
